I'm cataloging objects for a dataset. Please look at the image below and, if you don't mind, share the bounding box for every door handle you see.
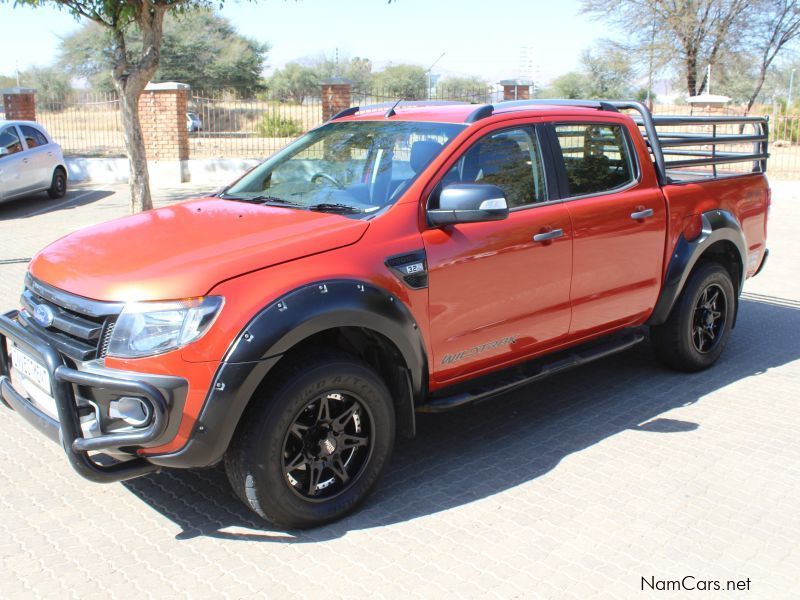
[533,228,564,243]
[630,208,654,220]
[22,158,29,163]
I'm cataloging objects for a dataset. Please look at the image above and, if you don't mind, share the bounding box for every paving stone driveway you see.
[0,182,798,599]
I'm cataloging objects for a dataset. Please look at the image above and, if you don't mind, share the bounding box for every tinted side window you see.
[440,127,546,208]
[554,124,634,196]
[20,125,48,149]
[0,126,23,155]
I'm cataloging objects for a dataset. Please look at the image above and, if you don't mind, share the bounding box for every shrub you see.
[258,113,304,137]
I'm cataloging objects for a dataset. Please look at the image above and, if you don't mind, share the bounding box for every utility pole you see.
[646,10,656,110]
[426,52,445,100]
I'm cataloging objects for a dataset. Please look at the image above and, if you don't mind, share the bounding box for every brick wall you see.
[321,82,352,121]
[502,85,530,101]
[138,85,189,162]
[2,90,36,121]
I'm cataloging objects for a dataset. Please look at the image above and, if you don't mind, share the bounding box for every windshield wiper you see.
[306,203,364,214]
[222,194,300,207]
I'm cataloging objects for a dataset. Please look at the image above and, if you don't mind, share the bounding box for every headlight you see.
[107,296,224,358]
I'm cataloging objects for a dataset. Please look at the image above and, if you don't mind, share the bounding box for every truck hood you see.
[29,197,369,302]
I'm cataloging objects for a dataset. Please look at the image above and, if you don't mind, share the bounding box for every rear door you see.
[422,123,573,383]
[548,119,667,336]
[19,125,55,190]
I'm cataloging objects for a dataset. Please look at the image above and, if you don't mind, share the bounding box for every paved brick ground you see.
[0,182,798,599]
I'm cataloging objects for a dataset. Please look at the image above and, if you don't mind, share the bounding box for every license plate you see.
[9,345,51,393]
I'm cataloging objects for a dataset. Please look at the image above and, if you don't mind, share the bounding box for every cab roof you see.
[331,99,626,125]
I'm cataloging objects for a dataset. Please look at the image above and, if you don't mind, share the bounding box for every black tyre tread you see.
[47,168,67,199]
[225,350,394,529]
[651,261,735,372]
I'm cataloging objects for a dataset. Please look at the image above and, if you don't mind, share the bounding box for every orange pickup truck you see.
[1,99,769,528]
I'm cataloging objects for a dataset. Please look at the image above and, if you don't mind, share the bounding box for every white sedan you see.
[0,120,67,203]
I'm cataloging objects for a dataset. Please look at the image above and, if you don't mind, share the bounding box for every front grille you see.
[18,274,123,362]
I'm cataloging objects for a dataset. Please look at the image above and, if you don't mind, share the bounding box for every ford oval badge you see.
[33,304,55,328]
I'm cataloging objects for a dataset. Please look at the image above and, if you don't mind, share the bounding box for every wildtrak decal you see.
[441,336,517,365]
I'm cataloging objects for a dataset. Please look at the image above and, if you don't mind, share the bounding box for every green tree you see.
[436,76,488,101]
[268,63,319,103]
[303,54,373,90]
[372,64,427,99]
[20,66,73,108]
[58,10,268,94]
[6,0,235,213]
[580,43,635,98]
[546,72,589,99]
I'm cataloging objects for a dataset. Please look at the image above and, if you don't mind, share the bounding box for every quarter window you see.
[439,127,546,208]
[20,125,48,149]
[554,124,634,196]
[0,126,23,155]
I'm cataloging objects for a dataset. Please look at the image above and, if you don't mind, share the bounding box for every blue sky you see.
[0,0,614,85]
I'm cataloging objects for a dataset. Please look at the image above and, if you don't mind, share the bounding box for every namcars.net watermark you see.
[642,576,752,592]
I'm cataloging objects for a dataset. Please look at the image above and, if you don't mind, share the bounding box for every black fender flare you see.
[148,280,427,469]
[648,209,747,326]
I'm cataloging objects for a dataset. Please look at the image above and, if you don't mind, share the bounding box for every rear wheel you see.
[225,352,395,529]
[651,262,736,372]
[47,168,67,199]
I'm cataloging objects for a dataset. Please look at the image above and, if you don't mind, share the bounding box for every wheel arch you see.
[648,209,746,327]
[147,280,427,469]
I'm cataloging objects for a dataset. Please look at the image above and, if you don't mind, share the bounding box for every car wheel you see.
[225,351,395,529]
[651,261,736,372]
[47,168,67,199]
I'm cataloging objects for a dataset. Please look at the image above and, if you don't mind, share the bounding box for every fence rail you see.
[16,89,800,179]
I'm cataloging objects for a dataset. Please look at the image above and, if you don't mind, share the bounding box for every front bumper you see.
[0,310,187,483]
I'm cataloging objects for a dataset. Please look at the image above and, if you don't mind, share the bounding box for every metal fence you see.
[25,90,800,179]
[36,92,125,157]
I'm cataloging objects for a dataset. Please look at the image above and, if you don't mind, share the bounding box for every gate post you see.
[321,78,353,121]
[2,87,37,121]
[500,79,532,101]
[138,81,191,183]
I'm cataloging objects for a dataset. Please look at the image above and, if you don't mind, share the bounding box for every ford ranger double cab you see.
[0,100,770,528]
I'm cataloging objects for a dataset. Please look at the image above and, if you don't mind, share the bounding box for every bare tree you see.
[744,0,800,113]
[582,0,748,97]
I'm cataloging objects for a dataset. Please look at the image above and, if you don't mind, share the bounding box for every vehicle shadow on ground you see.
[121,295,800,543]
[0,188,115,221]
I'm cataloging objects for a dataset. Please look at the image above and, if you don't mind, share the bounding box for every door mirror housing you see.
[428,183,509,226]
[0,147,9,158]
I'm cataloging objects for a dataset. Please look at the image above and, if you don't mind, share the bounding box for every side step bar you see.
[419,330,645,412]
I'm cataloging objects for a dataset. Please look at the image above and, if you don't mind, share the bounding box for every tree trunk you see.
[117,85,153,213]
[686,51,698,97]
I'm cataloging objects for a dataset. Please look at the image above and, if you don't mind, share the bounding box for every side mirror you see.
[0,147,9,158]
[428,183,509,226]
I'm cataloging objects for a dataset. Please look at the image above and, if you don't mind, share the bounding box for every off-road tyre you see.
[651,261,736,372]
[225,351,395,529]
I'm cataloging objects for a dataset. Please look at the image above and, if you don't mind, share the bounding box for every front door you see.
[422,125,573,384]
[0,125,33,199]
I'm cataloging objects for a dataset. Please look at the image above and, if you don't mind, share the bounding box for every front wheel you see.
[651,262,736,372]
[225,352,395,529]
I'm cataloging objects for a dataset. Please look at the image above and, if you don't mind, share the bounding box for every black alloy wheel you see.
[282,391,373,501]
[691,283,727,354]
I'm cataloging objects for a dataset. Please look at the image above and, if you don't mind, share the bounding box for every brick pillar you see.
[138,81,190,183]
[321,78,353,121]
[500,79,532,101]
[2,87,37,121]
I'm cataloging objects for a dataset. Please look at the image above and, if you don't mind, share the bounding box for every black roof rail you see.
[465,104,493,123]
[498,98,620,112]
[329,100,468,121]
[465,98,620,125]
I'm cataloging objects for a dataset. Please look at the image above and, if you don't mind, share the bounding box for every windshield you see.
[223,120,465,217]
